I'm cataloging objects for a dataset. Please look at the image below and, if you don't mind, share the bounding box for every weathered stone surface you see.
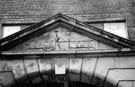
[93,57,114,86]
[128,27,135,41]
[98,42,114,49]
[10,27,104,51]
[56,42,69,51]
[69,58,82,81]
[38,58,52,81]
[0,56,135,86]
[90,23,104,30]
[54,58,66,74]
[70,32,90,42]
[115,57,135,68]
[0,72,16,87]
[69,32,98,49]
[6,60,26,79]
[24,59,42,84]
[133,81,135,87]
[0,61,6,71]
[24,59,39,74]
[81,58,97,84]
[106,69,135,86]
[23,31,56,51]
[118,81,133,87]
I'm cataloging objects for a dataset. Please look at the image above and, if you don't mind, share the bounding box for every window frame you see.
[1,23,33,38]
[86,20,129,39]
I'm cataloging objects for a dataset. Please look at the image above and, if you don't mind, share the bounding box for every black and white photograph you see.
[0,0,135,87]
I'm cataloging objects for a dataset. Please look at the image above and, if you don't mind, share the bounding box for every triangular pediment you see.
[0,13,135,51]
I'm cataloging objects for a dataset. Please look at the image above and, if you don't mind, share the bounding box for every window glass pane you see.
[3,26,21,38]
[104,23,128,39]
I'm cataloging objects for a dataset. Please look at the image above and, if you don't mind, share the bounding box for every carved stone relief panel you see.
[23,31,56,51]
[69,32,98,50]
[11,27,99,51]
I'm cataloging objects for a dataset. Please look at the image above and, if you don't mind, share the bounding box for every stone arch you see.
[8,66,115,87]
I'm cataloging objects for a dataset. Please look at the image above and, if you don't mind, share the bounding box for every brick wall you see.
[0,0,135,40]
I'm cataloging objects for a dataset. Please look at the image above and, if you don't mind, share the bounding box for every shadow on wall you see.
[8,71,115,87]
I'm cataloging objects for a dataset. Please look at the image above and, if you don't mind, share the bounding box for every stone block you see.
[55,31,70,42]
[98,42,114,49]
[81,58,97,84]
[115,57,135,68]
[23,32,56,51]
[55,42,69,51]
[53,27,69,32]
[90,23,104,30]
[93,57,114,86]
[0,61,6,71]
[24,59,42,84]
[70,32,90,42]
[118,81,133,87]
[106,69,135,86]
[24,59,39,75]
[128,27,135,41]
[38,59,52,81]
[133,81,135,87]
[69,58,82,81]
[54,58,66,75]
[0,71,16,87]
[6,60,26,79]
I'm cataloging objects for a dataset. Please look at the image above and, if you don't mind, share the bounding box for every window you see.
[104,22,128,39]
[3,26,21,38]
[2,24,32,38]
[89,21,128,39]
